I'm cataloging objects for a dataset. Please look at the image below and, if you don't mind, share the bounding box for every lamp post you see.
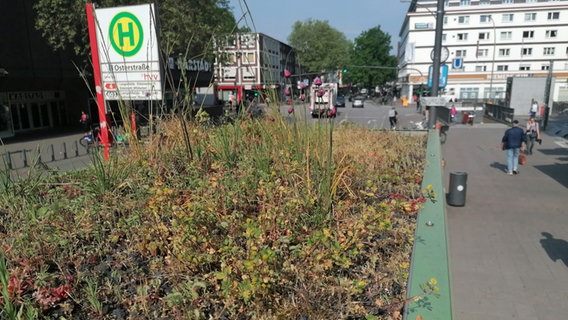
[429,0,445,98]
[488,15,497,102]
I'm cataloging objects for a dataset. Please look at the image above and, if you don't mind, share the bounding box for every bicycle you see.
[79,126,102,152]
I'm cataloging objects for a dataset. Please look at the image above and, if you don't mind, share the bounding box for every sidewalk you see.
[442,122,568,320]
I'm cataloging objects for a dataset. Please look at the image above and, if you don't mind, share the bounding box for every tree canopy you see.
[347,26,397,87]
[33,0,238,64]
[287,19,351,74]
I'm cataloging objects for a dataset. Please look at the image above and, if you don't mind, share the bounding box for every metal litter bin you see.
[448,171,468,207]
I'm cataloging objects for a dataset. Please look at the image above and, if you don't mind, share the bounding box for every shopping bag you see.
[519,154,527,165]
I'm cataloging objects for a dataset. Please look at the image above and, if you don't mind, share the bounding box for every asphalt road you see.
[278,97,427,130]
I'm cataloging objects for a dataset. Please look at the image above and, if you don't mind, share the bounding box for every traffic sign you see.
[428,64,449,88]
[452,58,464,70]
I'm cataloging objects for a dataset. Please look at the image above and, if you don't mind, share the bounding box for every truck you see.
[310,82,337,118]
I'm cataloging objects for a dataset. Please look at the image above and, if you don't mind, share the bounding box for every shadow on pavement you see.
[540,232,568,267]
[489,161,507,173]
[534,163,568,189]
[538,147,568,156]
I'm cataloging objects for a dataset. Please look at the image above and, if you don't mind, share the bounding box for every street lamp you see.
[488,15,497,102]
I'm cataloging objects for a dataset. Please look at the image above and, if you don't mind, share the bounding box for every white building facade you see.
[398,0,568,104]
[214,33,298,103]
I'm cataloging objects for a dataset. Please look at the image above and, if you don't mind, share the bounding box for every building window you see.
[497,65,509,71]
[500,31,512,40]
[526,0,537,3]
[460,87,479,100]
[477,49,489,57]
[478,32,490,40]
[225,36,236,47]
[458,16,470,24]
[480,15,492,23]
[499,48,511,56]
[541,65,550,71]
[457,33,468,41]
[519,65,531,71]
[543,47,555,55]
[522,31,534,39]
[460,0,471,5]
[226,53,237,64]
[524,13,536,22]
[480,0,490,4]
[456,50,467,57]
[242,52,255,64]
[502,0,513,3]
[239,34,255,47]
[545,30,558,38]
[502,14,514,23]
[547,12,560,20]
[442,34,447,42]
[521,48,533,56]
[476,65,487,72]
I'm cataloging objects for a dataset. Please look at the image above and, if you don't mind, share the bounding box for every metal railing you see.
[404,129,452,319]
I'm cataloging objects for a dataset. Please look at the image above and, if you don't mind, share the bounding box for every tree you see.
[287,19,351,74]
[33,0,237,64]
[348,26,397,88]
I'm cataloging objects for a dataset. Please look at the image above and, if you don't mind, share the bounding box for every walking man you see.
[501,120,526,175]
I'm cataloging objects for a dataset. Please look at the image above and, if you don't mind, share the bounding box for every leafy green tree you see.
[33,0,237,63]
[348,26,397,88]
[287,19,351,74]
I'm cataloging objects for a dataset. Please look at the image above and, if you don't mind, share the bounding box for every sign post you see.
[86,3,162,160]
[86,3,110,160]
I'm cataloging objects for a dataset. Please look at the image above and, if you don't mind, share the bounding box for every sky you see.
[228,0,411,51]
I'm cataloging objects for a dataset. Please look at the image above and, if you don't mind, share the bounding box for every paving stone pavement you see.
[442,121,568,320]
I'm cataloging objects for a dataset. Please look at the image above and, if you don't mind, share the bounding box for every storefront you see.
[0,91,67,138]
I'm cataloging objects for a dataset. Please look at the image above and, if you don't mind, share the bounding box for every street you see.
[278,97,427,130]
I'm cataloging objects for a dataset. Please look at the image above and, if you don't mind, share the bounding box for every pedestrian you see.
[450,104,457,125]
[79,111,89,133]
[525,116,540,155]
[501,120,527,175]
[388,107,398,130]
[530,100,538,118]
[414,93,421,113]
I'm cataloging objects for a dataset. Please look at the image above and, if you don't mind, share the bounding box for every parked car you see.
[352,96,365,108]
[335,95,346,108]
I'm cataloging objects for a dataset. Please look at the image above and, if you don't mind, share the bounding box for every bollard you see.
[23,149,29,168]
[62,142,68,159]
[447,171,468,207]
[5,152,13,170]
[50,144,55,162]
[74,141,79,157]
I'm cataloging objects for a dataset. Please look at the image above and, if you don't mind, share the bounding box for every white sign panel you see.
[95,4,162,100]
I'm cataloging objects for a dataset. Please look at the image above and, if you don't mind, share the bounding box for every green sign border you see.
[108,11,144,57]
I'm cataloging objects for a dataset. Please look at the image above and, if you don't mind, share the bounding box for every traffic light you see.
[254,91,258,97]
[342,68,348,73]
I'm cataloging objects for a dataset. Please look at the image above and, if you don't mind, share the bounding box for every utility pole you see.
[542,60,553,130]
[427,0,445,129]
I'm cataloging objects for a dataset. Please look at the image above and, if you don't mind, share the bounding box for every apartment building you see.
[214,33,299,104]
[398,0,568,104]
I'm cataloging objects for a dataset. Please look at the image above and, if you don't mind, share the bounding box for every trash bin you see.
[448,171,468,206]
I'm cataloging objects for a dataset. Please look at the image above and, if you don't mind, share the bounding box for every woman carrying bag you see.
[525,117,540,155]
